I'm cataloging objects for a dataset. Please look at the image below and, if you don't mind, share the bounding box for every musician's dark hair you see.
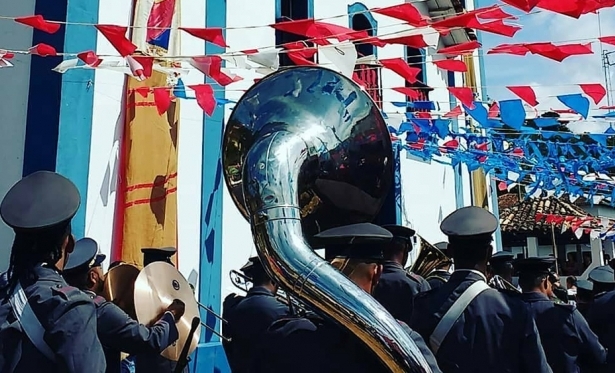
[491,262,514,278]
[449,237,492,266]
[5,222,72,297]
[592,281,615,295]
[63,267,90,290]
[518,272,548,292]
[251,266,271,285]
[382,237,409,259]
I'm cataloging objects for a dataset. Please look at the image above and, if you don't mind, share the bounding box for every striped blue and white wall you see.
[0,0,100,270]
[1,1,490,370]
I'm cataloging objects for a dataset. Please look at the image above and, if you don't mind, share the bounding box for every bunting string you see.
[4,0,615,207]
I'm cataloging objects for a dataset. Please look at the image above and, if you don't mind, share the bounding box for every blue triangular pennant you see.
[463,102,489,127]
[499,99,525,130]
[557,93,590,119]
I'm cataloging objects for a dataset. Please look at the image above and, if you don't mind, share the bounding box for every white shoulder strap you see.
[429,280,490,355]
[9,283,56,362]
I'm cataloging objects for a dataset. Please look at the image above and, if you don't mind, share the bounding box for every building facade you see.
[0,0,494,371]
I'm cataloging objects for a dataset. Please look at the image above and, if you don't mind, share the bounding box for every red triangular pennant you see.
[180,27,228,48]
[15,15,61,34]
[95,24,137,56]
[153,88,172,115]
[507,86,538,106]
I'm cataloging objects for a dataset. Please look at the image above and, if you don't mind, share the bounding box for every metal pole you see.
[598,11,612,106]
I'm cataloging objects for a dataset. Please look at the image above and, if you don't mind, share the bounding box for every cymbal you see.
[102,263,140,320]
[134,262,201,361]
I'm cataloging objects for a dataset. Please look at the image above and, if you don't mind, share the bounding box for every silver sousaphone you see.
[222,66,432,372]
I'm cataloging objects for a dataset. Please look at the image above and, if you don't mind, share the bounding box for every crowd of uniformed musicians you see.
[223,210,615,372]
[0,172,615,372]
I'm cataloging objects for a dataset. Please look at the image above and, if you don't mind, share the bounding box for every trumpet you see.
[229,269,310,317]
[488,275,521,293]
[407,236,452,278]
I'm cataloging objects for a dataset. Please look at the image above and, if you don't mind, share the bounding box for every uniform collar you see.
[247,285,275,296]
[451,269,487,282]
[383,261,404,270]
[32,264,63,282]
[521,291,550,301]
[83,289,97,298]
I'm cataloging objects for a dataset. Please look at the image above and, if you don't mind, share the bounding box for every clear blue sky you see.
[475,0,615,133]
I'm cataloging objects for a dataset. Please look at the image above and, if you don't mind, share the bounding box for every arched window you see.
[348,3,381,108]
[275,0,314,67]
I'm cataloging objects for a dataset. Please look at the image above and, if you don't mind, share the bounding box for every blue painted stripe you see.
[55,0,100,239]
[473,1,503,250]
[22,1,69,177]
[393,143,403,225]
[195,0,230,371]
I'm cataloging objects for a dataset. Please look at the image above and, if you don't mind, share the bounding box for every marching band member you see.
[488,251,519,291]
[588,265,615,297]
[410,206,552,373]
[586,265,615,372]
[0,171,106,372]
[62,238,184,373]
[251,223,441,373]
[425,242,453,289]
[373,224,430,325]
[223,256,291,373]
[134,247,188,373]
[548,272,570,304]
[575,280,593,318]
[516,257,606,372]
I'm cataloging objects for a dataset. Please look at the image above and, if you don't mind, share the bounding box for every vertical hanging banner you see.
[113,0,181,267]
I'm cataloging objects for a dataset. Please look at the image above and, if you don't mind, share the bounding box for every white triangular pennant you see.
[246,49,280,70]
[320,40,357,79]
[126,55,145,81]
[0,59,13,68]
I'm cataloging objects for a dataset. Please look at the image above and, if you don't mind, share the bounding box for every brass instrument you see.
[489,275,521,293]
[222,66,431,372]
[229,269,309,316]
[408,236,453,278]
[102,263,140,320]
[103,261,231,361]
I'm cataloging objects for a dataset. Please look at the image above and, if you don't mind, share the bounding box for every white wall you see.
[84,0,209,278]
[220,0,277,297]
[0,0,36,271]
[0,0,481,298]
[219,0,478,296]
[83,0,133,270]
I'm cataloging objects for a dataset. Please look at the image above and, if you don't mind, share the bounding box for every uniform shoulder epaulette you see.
[553,302,576,312]
[50,283,88,302]
[92,295,106,306]
[496,288,521,297]
[426,275,447,283]
[406,272,422,282]
[414,288,436,299]
[269,317,317,337]
[223,293,244,308]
